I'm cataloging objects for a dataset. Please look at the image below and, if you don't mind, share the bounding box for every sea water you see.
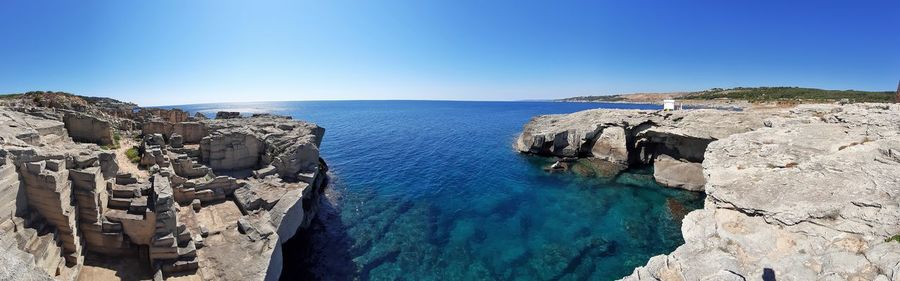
[171,101,704,281]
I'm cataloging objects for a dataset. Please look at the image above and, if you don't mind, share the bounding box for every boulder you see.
[215,111,241,119]
[591,126,628,165]
[169,133,184,148]
[652,154,705,191]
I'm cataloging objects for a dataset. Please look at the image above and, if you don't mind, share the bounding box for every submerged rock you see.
[570,157,626,178]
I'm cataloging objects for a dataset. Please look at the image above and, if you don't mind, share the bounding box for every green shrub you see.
[125,147,141,163]
[886,234,900,243]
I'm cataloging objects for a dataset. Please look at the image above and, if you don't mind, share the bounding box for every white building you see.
[663,99,676,111]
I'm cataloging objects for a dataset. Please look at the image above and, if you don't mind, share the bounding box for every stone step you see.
[111,185,141,198]
[101,219,123,233]
[115,173,138,185]
[177,240,196,258]
[107,197,132,210]
[149,246,179,260]
[128,197,148,214]
[152,234,175,247]
[176,231,192,246]
[104,209,144,222]
[161,256,199,274]
[17,239,61,276]
[30,231,62,274]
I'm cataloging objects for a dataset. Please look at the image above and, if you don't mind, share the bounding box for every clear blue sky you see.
[1,0,898,106]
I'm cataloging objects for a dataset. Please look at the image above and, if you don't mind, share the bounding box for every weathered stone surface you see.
[652,154,705,191]
[20,159,82,263]
[63,112,114,146]
[3,103,328,280]
[0,236,55,281]
[139,108,189,124]
[591,126,628,165]
[171,156,210,179]
[617,104,900,280]
[517,108,769,189]
[174,122,206,144]
[201,115,324,180]
[170,133,184,148]
[142,120,174,138]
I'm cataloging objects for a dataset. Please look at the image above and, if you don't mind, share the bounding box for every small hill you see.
[681,87,894,103]
[561,92,691,103]
[561,87,894,104]
[0,91,136,109]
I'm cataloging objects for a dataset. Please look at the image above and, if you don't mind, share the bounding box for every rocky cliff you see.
[517,104,900,280]
[516,108,771,191]
[0,94,329,281]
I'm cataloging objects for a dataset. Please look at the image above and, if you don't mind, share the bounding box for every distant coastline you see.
[558,86,895,110]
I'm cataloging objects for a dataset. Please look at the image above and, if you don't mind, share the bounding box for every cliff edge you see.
[0,93,328,281]
[517,104,900,280]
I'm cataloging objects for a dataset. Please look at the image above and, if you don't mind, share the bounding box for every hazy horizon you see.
[2,1,898,106]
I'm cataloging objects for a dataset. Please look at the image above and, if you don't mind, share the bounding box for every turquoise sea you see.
[171,101,704,281]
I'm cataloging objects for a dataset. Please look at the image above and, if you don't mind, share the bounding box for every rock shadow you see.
[279,191,354,281]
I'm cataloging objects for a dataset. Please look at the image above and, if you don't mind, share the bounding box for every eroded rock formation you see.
[516,109,769,190]
[517,104,900,280]
[0,98,328,280]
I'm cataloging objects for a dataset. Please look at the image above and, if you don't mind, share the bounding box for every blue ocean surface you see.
[170,101,704,281]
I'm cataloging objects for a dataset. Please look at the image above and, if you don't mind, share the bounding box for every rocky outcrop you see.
[127,114,329,280]
[62,112,114,146]
[201,116,325,181]
[652,154,704,191]
[0,107,130,278]
[215,111,241,119]
[1,102,329,281]
[516,109,769,190]
[518,103,900,280]
[138,108,189,124]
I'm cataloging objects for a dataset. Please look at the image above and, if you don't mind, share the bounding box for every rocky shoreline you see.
[516,103,900,280]
[0,93,328,280]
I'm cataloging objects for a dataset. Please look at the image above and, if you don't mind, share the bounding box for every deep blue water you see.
[169,101,704,281]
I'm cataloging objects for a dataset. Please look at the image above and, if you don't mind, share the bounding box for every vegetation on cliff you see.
[682,87,893,102]
[561,87,894,103]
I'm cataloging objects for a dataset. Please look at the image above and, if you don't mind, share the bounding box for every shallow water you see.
[171,101,704,281]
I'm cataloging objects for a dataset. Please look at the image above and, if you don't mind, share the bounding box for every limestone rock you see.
[170,133,184,148]
[200,115,324,180]
[0,236,55,281]
[516,109,769,186]
[590,126,628,165]
[173,122,206,144]
[619,103,900,280]
[1,101,333,280]
[652,154,705,191]
[63,112,114,146]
